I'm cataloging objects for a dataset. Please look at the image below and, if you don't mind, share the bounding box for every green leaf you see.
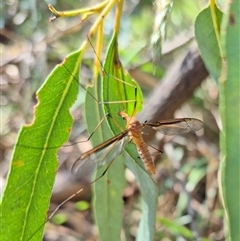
[220,1,240,240]
[195,5,223,82]
[85,69,126,241]
[102,40,142,123]
[102,33,158,241]
[124,156,158,241]
[52,213,68,225]
[0,50,82,241]
[158,217,194,239]
[75,201,90,211]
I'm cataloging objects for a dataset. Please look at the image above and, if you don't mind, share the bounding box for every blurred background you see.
[1,0,224,240]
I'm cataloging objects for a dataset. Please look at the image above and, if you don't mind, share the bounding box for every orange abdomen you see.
[132,136,155,174]
[120,111,156,174]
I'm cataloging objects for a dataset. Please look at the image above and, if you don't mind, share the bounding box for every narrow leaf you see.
[85,70,126,241]
[195,5,223,82]
[102,33,158,241]
[220,1,240,240]
[0,51,83,241]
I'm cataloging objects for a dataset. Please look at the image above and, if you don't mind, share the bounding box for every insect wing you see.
[152,118,204,135]
[71,135,129,179]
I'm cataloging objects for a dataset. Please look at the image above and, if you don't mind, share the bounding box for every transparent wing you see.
[71,133,129,179]
[148,118,204,135]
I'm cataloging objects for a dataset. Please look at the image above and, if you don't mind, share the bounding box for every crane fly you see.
[1,3,208,241]
[3,23,204,241]
[3,38,204,240]
[23,112,203,240]
[72,111,204,177]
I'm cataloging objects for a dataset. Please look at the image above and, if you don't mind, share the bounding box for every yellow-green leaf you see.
[0,50,83,241]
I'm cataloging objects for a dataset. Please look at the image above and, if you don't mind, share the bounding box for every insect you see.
[2,16,206,241]
[1,2,208,241]
[2,41,204,241]
[41,106,203,233]
[72,111,204,178]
